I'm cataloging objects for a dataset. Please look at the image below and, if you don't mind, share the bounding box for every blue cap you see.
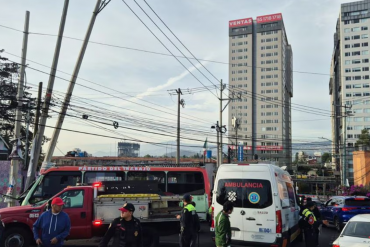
[183,194,192,202]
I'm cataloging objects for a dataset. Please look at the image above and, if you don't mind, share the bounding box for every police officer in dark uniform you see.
[99,203,143,247]
[301,201,318,247]
[176,194,198,247]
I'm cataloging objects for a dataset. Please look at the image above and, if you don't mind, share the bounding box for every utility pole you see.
[24,101,31,169]
[24,82,42,189]
[7,11,29,207]
[175,88,184,165]
[216,121,220,167]
[26,0,69,189]
[219,80,223,166]
[342,104,352,186]
[42,0,110,170]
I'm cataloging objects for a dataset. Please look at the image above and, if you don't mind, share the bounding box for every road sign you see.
[238,145,243,161]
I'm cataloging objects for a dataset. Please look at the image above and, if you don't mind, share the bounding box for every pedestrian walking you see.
[215,201,234,247]
[176,194,199,247]
[99,203,143,247]
[33,197,71,247]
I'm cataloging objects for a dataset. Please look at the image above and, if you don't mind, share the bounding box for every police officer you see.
[99,203,143,247]
[176,194,198,247]
[301,201,318,247]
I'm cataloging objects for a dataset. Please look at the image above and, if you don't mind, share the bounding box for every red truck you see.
[0,183,183,247]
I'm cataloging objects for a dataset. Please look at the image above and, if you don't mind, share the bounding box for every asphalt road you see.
[64,224,340,247]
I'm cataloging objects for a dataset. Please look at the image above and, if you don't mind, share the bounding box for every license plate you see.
[231,231,236,237]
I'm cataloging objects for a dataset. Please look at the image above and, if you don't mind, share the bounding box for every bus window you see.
[167,172,205,195]
[127,171,166,192]
[84,171,125,184]
[30,171,81,204]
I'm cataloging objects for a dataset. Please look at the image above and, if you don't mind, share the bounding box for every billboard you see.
[228,145,252,150]
[229,18,253,28]
[256,13,282,24]
[256,146,283,151]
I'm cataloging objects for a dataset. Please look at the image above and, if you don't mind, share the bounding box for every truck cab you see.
[0,183,183,247]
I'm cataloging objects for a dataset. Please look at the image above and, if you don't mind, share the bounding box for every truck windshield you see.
[27,171,82,205]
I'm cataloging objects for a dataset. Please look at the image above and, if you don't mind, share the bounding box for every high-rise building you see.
[228,14,293,170]
[330,0,370,185]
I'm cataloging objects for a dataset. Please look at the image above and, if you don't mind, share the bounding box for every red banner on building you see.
[256,13,282,24]
[256,146,283,151]
[229,18,253,27]
[228,145,252,150]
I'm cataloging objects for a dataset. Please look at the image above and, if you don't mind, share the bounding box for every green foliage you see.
[356,129,370,147]
[322,152,332,163]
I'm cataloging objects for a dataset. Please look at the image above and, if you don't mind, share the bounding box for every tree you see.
[356,129,370,147]
[144,154,151,158]
[0,53,48,167]
[322,152,332,163]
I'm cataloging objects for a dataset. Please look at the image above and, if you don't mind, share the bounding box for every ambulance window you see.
[285,183,296,207]
[30,172,81,204]
[216,179,243,208]
[84,171,125,184]
[243,179,273,209]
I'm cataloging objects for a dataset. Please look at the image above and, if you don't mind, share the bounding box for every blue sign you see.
[237,145,243,161]
[206,150,212,158]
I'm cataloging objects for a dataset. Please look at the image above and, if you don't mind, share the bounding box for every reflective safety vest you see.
[302,208,316,225]
[184,204,196,212]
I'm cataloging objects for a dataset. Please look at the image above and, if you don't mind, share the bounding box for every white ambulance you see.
[211,163,301,247]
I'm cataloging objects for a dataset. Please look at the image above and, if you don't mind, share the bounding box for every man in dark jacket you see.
[99,203,143,247]
[176,194,198,247]
[33,197,71,247]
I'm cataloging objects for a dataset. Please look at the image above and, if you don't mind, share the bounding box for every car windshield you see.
[342,222,370,238]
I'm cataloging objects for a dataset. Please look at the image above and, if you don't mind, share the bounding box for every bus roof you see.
[41,165,208,175]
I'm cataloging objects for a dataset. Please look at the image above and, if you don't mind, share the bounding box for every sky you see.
[0,0,349,156]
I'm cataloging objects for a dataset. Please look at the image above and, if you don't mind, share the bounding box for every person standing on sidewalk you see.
[99,203,143,247]
[215,201,234,247]
[33,197,71,247]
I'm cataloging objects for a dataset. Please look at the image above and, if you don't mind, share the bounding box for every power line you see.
[0,24,335,77]
[3,52,217,125]
[120,0,219,99]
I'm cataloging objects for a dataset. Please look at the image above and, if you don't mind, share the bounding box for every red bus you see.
[20,164,211,220]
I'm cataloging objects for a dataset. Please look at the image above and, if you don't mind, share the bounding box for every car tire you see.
[334,217,342,232]
[142,227,159,247]
[0,227,32,247]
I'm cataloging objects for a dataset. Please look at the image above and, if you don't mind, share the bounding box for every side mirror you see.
[282,199,290,207]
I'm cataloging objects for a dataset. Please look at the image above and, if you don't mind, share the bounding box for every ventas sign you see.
[229,18,253,27]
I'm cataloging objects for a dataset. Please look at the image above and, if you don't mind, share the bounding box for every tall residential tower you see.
[228,14,293,170]
[330,0,370,185]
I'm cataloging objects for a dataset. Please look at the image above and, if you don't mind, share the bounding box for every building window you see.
[352,67,361,72]
[353,84,361,88]
[352,51,361,56]
[345,60,351,65]
[363,59,369,63]
[364,42,369,47]
[354,117,363,122]
[345,44,350,48]
[345,76,351,81]
[352,43,361,48]
[363,83,370,88]
[363,50,370,55]
[345,52,351,57]
[362,26,369,31]
[345,68,351,73]
[354,92,362,97]
[352,27,361,32]
[362,34,369,39]
[353,59,361,64]
[364,92,370,96]
[363,75,370,79]
[344,28,351,33]
[363,67,369,71]
[353,35,361,40]
[345,36,350,40]
[353,76,361,80]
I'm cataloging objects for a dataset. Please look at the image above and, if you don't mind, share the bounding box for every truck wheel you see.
[142,227,159,247]
[1,227,32,247]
